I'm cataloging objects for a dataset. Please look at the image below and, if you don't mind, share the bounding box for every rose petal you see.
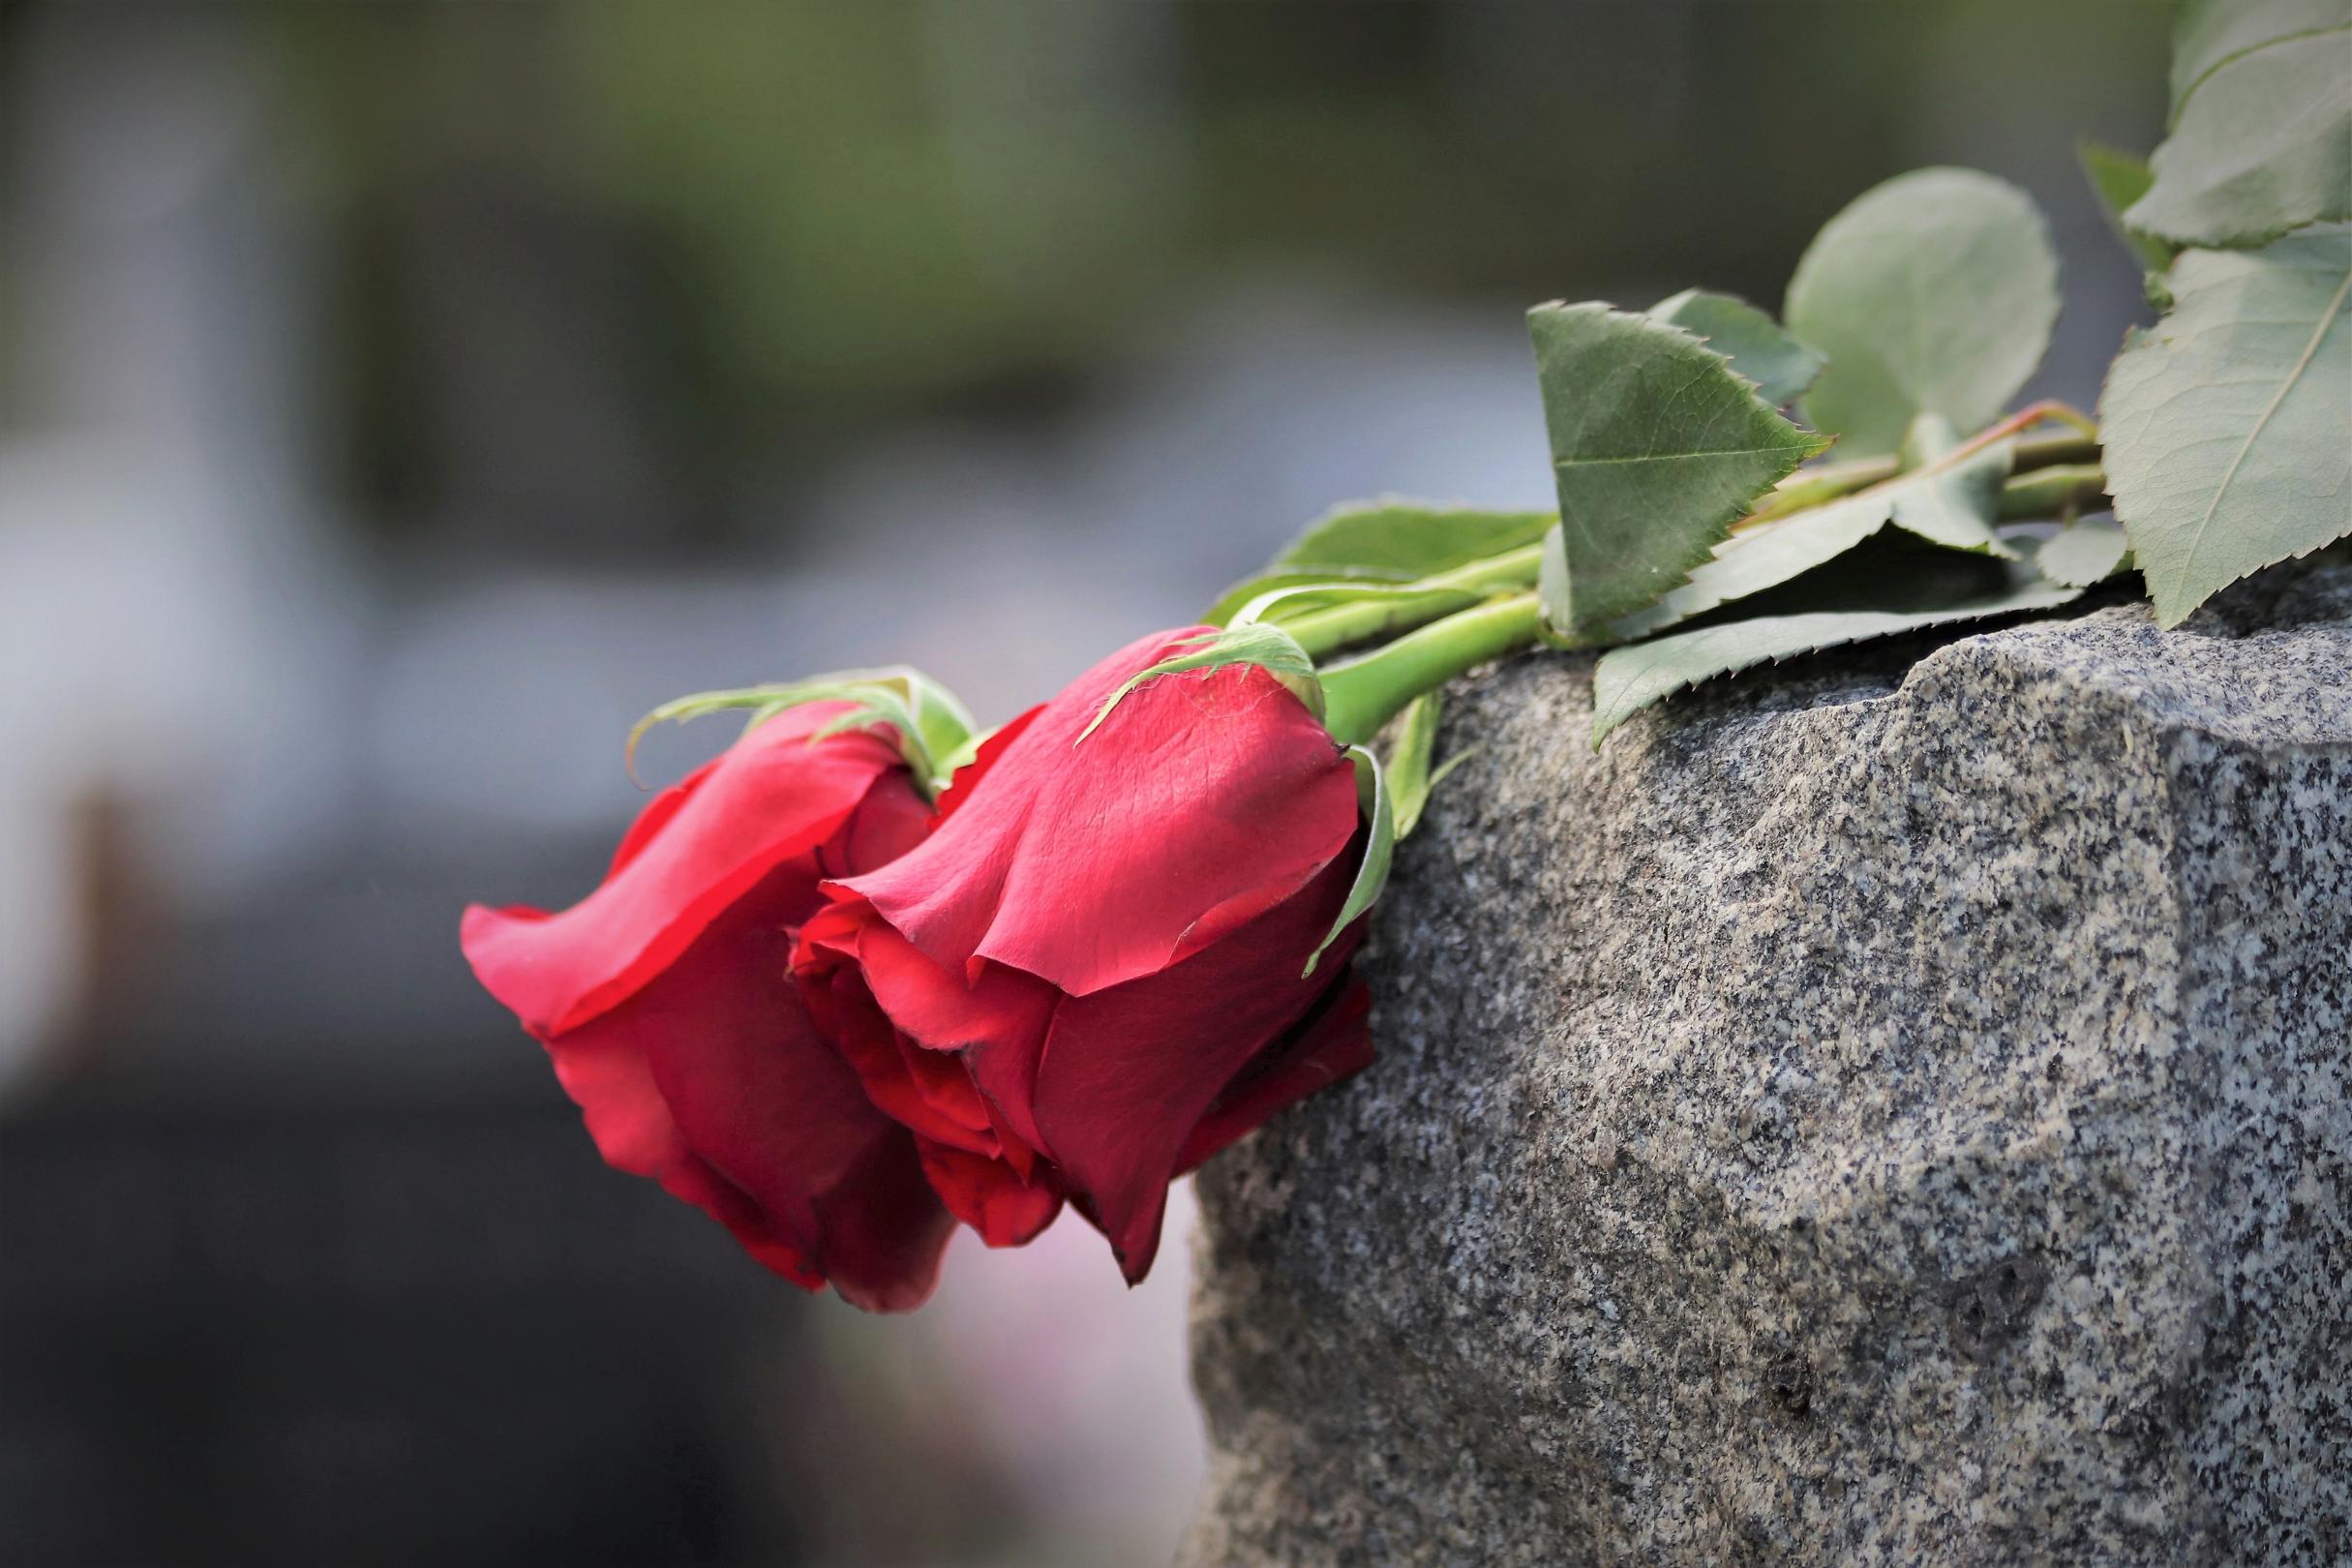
[525,862,953,1307]
[806,965,996,1157]
[530,1000,687,1179]
[917,1140,1064,1249]
[892,1030,996,1136]
[1174,972,1373,1175]
[606,757,716,877]
[808,1128,959,1312]
[819,762,932,881]
[463,703,915,1036]
[1031,851,1366,1282]
[840,629,1359,998]
[649,1149,827,1293]
[796,899,1059,1177]
[529,980,825,1290]
[855,909,1059,1057]
[929,704,1043,823]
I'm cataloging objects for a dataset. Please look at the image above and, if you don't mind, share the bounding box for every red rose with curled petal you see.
[461,702,955,1312]
[793,627,1377,1282]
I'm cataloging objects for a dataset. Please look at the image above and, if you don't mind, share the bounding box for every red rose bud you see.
[794,627,1376,1283]
[461,702,955,1312]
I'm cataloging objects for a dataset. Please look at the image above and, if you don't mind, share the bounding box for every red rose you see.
[461,702,956,1312]
[794,627,1376,1282]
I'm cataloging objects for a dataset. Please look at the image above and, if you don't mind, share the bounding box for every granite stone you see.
[1180,564,2352,1567]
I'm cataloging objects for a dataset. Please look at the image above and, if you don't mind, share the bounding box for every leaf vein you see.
[2182,264,2352,577]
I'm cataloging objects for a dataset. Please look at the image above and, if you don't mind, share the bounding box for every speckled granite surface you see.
[1180,563,2351,1568]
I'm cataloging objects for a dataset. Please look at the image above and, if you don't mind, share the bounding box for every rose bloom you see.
[794,628,1375,1282]
[461,702,956,1311]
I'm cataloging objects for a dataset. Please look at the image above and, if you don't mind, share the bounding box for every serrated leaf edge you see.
[1590,583,2087,746]
[2164,264,2351,623]
[1533,303,1829,642]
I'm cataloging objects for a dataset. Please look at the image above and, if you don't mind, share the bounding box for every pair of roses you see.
[463,628,1375,1311]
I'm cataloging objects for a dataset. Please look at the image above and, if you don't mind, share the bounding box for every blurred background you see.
[0,3,2164,1564]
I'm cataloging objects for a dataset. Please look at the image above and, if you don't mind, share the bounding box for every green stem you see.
[2012,432,2102,471]
[1741,453,1901,527]
[1936,399,2099,472]
[1307,458,2106,746]
[1281,543,1544,657]
[1998,464,2107,521]
[1740,413,2107,535]
[1319,592,1543,745]
[1282,407,2102,679]
[1739,415,2100,530]
[2009,398,2101,441]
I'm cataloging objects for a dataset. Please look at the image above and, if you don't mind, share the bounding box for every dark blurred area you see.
[0,3,2163,1564]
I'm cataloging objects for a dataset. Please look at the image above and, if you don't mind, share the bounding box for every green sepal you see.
[806,687,944,772]
[1078,622,1323,743]
[1207,567,1416,628]
[1229,578,1484,631]
[933,723,993,785]
[1209,498,1554,626]
[627,665,975,798]
[1306,744,1395,978]
[1386,692,1468,841]
[890,667,980,767]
